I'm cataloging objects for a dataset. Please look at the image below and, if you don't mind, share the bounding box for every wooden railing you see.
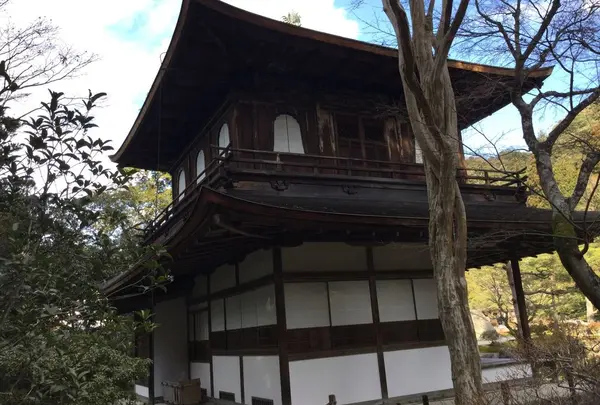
[210,146,525,186]
[143,149,230,240]
[143,146,525,240]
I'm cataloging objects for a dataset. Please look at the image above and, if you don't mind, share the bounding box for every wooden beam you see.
[149,293,156,405]
[510,258,531,342]
[367,247,388,399]
[207,272,215,398]
[273,247,292,405]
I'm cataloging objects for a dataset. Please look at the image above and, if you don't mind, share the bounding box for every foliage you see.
[0,1,94,106]
[466,104,600,327]
[493,324,600,405]
[282,11,302,26]
[0,90,160,405]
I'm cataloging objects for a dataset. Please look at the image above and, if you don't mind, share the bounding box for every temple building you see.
[103,0,581,404]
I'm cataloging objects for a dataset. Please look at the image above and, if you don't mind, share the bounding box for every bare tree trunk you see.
[553,216,600,310]
[535,154,600,310]
[381,1,484,403]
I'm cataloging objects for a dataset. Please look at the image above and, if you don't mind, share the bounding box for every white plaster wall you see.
[239,249,273,283]
[191,310,209,341]
[199,311,209,340]
[285,282,330,329]
[329,281,372,326]
[153,297,188,398]
[211,299,225,332]
[192,274,208,298]
[384,346,452,397]
[226,295,242,330]
[372,243,432,271]
[282,243,366,272]
[211,264,236,293]
[413,278,438,320]
[289,354,381,405]
[189,302,208,312]
[243,356,282,405]
[135,384,149,398]
[240,285,277,328]
[190,362,212,396]
[213,356,242,402]
[482,363,532,383]
[376,280,416,322]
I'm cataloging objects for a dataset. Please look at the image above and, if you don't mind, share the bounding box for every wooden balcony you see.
[144,146,526,241]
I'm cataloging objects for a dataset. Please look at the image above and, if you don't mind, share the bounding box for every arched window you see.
[177,168,186,202]
[273,114,304,154]
[415,141,423,164]
[196,150,205,184]
[218,123,230,154]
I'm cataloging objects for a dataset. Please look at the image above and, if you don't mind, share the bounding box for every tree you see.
[282,11,302,26]
[379,0,484,403]
[459,0,600,311]
[0,90,161,405]
[0,0,94,108]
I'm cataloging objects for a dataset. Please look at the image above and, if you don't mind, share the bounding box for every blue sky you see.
[4,0,576,158]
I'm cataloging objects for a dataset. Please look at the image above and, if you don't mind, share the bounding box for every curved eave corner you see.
[110,0,192,166]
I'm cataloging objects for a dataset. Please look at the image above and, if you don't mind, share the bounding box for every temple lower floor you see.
[133,243,532,405]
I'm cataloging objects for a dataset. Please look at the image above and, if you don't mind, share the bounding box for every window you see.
[196,150,205,184]
[218,123,230,154]
[273,114,304,154]
[177,168,186,202]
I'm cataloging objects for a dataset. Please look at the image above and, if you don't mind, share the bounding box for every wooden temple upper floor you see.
[169,95,526,204]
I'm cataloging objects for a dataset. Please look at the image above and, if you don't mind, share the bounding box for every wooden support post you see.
[274,247,292,405]
[422,394,429,405]
[367,247,388,399]
[207,273,214,398]
[327,394,337,405]
[509,258,531,342]
[149,293,155,405]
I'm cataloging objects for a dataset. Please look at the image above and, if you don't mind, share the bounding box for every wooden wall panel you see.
[255,103,277,151]
[379,320,419,345]
[417,319,445,342]
[399,120,415,163]
[287,326,331,353]
[316,103,335,157]
[190,341,212,362]
[384,117,401,163]
[235,102,255,150]
[331,324,377,349]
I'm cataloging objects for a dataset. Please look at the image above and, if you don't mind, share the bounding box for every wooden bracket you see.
[342,185,358,195]
[270,180,289,191]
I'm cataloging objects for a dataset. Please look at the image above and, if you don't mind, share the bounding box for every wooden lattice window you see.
[219,391,236,402]
[252,397,274,405]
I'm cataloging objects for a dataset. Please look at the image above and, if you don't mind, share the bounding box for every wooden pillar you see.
[149,293,155,405]
[274,247,292,405]
[186,297,192,380]
[509,258,531,341]
[207,273,214,398]
[367,247,388,399]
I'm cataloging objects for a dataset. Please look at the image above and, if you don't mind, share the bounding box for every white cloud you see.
[3,0,359,154]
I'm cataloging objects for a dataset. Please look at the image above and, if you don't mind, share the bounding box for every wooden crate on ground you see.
[162,379,202,405]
